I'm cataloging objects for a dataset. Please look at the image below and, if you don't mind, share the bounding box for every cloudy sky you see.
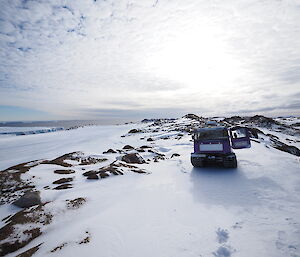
[0,0,299,121]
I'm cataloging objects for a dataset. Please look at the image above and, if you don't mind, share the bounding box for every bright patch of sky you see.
[0,0,299,121]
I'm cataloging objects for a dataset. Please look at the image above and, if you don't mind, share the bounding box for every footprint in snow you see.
[176,159,187,173]
[216,228,229,244]
[213,245,234,257]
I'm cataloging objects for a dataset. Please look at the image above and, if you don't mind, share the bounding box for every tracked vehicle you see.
[191,126,251,168]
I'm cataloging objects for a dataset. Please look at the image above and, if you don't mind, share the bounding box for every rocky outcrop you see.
[271,138,300,156]
[0,203,52,256]
[183,113,201,120]
[248,115,280,127]
[13,191,41,208]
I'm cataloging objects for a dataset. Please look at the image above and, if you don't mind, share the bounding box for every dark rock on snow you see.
[87,174,99,180]
[103,149,117,154]
[183,113,201,120]
[123,145,135,150]
[121,153,146,164]
[13,192,41,208]
[53,184,73,190]
[52,177,73,184]
[54,169,75,174]
[128,129,142,133]
[82,170,97,177]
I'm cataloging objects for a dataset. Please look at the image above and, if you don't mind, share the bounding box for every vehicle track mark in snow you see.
[238,159,261,167]
[216,228,229,243]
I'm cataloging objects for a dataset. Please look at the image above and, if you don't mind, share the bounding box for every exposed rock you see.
[0,161,40,205]
[171,153,180,158]
[140,145,151,149]
[41,152,76,167]
[79,233,90,244]
[50,243,68,253]
[52,177,73,184]
[66,197,86,209]
[99,172,110,179]
[121,153,146,164]
[54,169,75,174]
[247,127,264,138]
[13,191,41,208]
[183,113,200,120]
[271,139,300,156]
[291,122,300,127]
[53,184,73,190]
[0,203,52,256]
[82,170,97,177]
[103,149,117,154]
[42,152,107,166]
[87,174,99,180]
[79,156,107,165]
[248,115,280,127]
[128,129,142,133]
[123,145,135,150]
[147,138,154,142]
[223,116,243,124]
[16,243,43,257]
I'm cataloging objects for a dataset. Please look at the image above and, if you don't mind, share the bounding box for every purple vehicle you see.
[191,126,251,168]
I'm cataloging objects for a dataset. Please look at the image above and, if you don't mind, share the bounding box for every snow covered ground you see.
[0,117,299,257]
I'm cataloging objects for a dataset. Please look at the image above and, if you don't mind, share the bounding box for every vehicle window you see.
[195,129,228,140]
[231,128,247,138]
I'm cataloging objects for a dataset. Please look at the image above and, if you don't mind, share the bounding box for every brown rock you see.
[16,243,42,257]
[82,170,97,177]
[87,174,99,180]
[0,204,52,256]
[128,129,142,133]
[54,169,75,174]
[13,192,41,208]
[99,172,109,179]
[52,178,73,184]
[121,153,146,164]
[123,145,135,150]
[103,149,117,154]
[53,184,73,190]
[140,145,152,149]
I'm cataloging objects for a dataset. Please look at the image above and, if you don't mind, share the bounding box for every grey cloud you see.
[0,0,299,119]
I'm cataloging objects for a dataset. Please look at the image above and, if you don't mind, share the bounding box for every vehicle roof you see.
[194,126,227,132]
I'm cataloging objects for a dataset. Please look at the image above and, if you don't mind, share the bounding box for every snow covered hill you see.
[0,116,299,257]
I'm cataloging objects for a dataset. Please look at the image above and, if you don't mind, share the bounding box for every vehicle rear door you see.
[229,126,251,149]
